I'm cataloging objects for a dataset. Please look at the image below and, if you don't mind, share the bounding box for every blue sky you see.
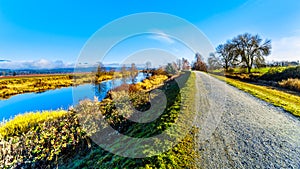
[0,0,299,69]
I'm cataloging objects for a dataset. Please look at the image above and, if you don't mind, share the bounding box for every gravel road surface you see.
[194,71,300,168]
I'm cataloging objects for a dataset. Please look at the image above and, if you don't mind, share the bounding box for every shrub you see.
[0,111,90,168]
[152,68,167,76]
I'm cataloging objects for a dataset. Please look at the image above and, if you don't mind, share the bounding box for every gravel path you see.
[194,71,300,168]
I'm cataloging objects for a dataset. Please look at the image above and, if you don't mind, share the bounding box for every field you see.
[0,71,199,168]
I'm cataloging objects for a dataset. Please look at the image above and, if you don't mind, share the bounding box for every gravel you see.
[194,71,300,168]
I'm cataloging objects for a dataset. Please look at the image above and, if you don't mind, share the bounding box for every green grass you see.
[212,74,300,117]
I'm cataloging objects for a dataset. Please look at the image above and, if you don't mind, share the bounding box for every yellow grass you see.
[0,110,67,138]
[0,73,125,99]
[136,75,168,90]
[279,78,300,92]
[212,74,300,117]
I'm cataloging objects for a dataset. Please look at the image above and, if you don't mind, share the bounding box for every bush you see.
[0,111,90,168]
[152,68,167,76]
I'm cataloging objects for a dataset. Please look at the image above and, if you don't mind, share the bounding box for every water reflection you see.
[0,73,148,120]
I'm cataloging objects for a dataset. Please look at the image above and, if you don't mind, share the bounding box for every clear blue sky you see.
[0,0,299,69]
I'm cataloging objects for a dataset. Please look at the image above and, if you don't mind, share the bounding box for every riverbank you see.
[0,71,198,168]
[0,72,119,99]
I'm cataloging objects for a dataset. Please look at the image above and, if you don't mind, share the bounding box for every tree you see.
[193,53,207,72]
[176,59,182,71]
[121,64,127,84]
[96,62,105,78]
[165,62,178,75]
[231,33,271,73]
[129,63,138,84]
[182,58,190,70]
[216,42,236,71]
[145,61,151,77]
[207,53,222,70]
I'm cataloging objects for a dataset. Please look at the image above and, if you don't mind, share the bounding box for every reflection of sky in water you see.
[0,73,147,120]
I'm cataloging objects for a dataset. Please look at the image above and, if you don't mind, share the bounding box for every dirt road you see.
[194,71,300,168]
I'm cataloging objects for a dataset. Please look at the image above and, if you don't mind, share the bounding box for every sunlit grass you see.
[279,78,300,92]
[212,74,300,117]
[136,75,168,90]
[0,110,67,138]
[0,73,122,99]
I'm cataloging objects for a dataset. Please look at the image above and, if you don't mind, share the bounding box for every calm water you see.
[0,73,148,120]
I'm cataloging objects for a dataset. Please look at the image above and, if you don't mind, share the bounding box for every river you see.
[0,73,148,120]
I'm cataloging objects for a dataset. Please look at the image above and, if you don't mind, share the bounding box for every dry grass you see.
[279,78,300,92]
[0,73,123,99]
[136,75,168,90]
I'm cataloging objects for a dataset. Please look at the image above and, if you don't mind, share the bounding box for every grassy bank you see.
[0,71,198,168]
[212,74,300,117]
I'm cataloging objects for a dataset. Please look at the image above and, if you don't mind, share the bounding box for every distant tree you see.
[193,53,207,72]
[231,33,271,73]
[129,63,138,84]
[165,62,178,75]
[121,64,127,74]
[13,71,17,76]
[216,43,236,71]
[121,64,127,84]
[96,62,105,78]
[182,58,190,70]
[176,59,182,71]
[254,57,267,68]
[145,61,151,77]
[207,53,222,70]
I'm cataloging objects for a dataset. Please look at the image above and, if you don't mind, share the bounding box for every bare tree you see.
[193,53,207,72]
[165,62,178,75]
[231,33,271,73]
[182,58,190,70]
[216,42,236,71]
[121,64,127,84]
[129,63,138,84]
[176,59,182,71]
[207,53,222,70]
[145,61,151,77]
